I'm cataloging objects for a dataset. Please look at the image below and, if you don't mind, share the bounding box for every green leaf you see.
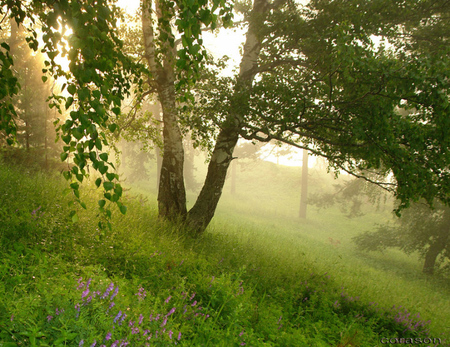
[65,97,74,109]
[99,153,108,162]
[95,178,102,188]
[108,123,118,132]
[42,76,48,83]
[106,172,116,181]
[103,181,114,191]
[114,184,123,197]
[67,85,77,95]
[95,138,103,150]
[71,212,79,223]
[119,204,127,215]
[98,199,106,208]
[98,162,107,175]
[60,152,68,161]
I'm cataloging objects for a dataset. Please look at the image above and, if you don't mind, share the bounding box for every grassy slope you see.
[0,161,449,346]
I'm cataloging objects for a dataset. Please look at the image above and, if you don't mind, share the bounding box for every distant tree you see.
[2,18,59,167]
[309,173,391,218]
[299,148,308,218]
[354,201,450,275]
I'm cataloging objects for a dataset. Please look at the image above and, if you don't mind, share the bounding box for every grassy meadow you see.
[0,155,449,346]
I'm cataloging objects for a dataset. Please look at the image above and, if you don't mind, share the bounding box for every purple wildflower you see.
[110,286,119,301]
[239,331,245,337]
[189,293,195,301]
[114,311,122,324]
[143,329,150,336]
[128,320,134,327]
[79,340,84,346]
[119,313,127,325]
[167,307,176,316]
[47,315,53,322]
[109,302,115,310]
[178,332,182,340]
[77,277,84,290]
[102,283,114,299]
[131,327,139,334]
[90,341,97,347]
[191,300,197,307]
[82,288,89,299]
[165,295,172,304]
[105,332,112,341]
[168,330,173,339]
[161,317,168,327]
[10,315,14,322]
[111,341,118,347]
[135,286,147,301]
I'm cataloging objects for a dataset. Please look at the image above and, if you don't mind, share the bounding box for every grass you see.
[0,159,449,346]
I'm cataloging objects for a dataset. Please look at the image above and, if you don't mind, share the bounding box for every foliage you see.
[189,0,450,216]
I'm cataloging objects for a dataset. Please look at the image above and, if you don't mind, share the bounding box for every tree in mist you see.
[309,173,391,218]
[299,148,308,218]
[354,201,450,275]
[186,0,450,232]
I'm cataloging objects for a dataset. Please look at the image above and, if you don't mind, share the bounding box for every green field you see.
[0,158,449,346]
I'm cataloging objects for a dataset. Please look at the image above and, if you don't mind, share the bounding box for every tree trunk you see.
[157,81,187,218]
[299,149,308,218]
[422,227,449,275]
[423,241,444,275]
[142,0,186,220]
[186,129,239,232]
[186,0,271,233]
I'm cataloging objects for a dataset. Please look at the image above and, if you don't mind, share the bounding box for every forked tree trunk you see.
[186,0,272,233]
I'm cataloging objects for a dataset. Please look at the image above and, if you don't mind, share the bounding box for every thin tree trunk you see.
[186,0,272,233]
[299,149,308,218]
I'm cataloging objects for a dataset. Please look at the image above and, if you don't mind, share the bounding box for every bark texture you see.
[142,0,187,219]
